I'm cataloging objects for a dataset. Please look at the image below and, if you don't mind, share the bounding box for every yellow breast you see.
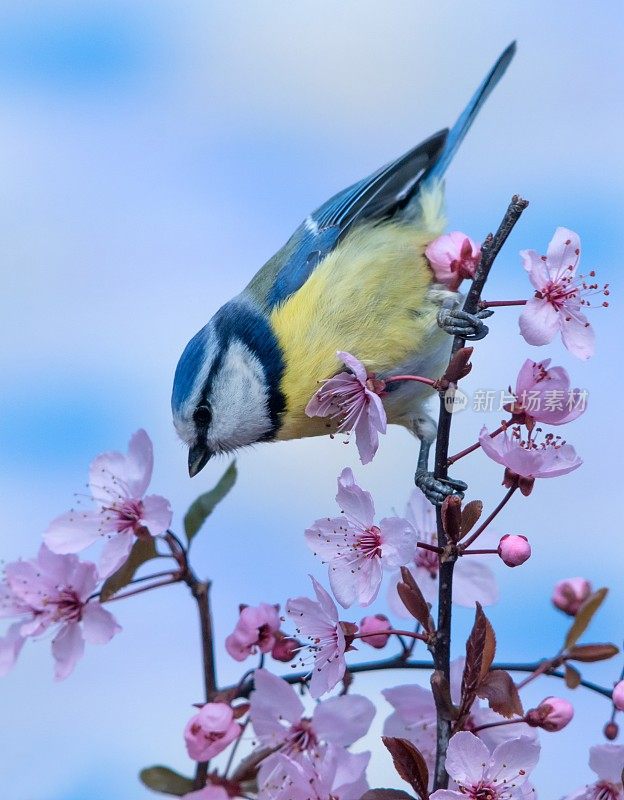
[270,201,445,440]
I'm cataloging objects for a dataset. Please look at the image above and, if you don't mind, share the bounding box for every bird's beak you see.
[188,442,212,477]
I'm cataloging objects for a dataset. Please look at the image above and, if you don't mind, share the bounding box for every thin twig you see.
[460,485,517,549]
[222,656,613,701]
[101,576,181,602]
[184,571,218,789]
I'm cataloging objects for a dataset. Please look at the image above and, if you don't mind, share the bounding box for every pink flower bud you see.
[613,681,624,711]
[425,231,481,290]
[526,696,574,732]
[359,614,392,648]
[552,577,592,616]
[604,721,619,741]
[225,603,280,662]
[498,534,531,567]
[184,702,241,761]
[271,632,300,663]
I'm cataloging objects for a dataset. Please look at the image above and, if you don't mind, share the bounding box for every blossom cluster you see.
[2,222,621,800]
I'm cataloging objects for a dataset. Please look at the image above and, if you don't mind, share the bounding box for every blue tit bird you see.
[172,43,516,503]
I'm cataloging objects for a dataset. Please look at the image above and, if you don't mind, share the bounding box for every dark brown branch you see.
[162,533,218,791]
[221,656,613,701]
[431,195,529,790]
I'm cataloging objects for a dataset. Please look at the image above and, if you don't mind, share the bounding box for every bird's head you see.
[171,301,286,477]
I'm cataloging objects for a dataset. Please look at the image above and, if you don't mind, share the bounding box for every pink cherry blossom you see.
[225,603,280,661]
[305,351,387,465]
[0,545,120,680]
[305,468,414,608]
[479,425,582,484]
[510,359,587,429]
[250,668,374,768]
[425,231,481,290]
[286,577,347,699]
[388,487,497,613]
[561,744,624,800]
[184,702,241,762]
[518,227,607,360]
[526,696,574,732]
[429,732,540,800]
[382,659,537,777]
[257,746,369,800]
[44,430,172,578]
[359,614,391,648]
[552,577,592,616]
[498,535,531,568]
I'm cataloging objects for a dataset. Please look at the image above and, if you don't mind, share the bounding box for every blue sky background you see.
[1,1,623,797]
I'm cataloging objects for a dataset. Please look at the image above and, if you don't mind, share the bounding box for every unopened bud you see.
[359,614,392,649]
[498,534,531,567]
[526,696,574,732]
[552,577,592,616]
[271,632,300,663]
[604,721,619,741]
[613,681,624,711]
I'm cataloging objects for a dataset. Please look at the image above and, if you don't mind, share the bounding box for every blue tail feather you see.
[422,41,516,186]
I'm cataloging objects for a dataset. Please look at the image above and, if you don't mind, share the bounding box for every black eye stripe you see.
[193,404,212,426]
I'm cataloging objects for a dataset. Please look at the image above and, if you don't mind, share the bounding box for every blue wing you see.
[266,130,447,308]
[265,42,516,310]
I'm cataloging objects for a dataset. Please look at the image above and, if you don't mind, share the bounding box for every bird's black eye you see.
[193,404,212,427]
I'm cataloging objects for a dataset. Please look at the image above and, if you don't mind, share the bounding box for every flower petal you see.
[378,516,416,568]
[313,693,375,746]
[336,468,375,529]
[0,622,25,676]
[98,531,135,579]
[453,560,499,607]
[140,494,173,535]
[81,602,121,644]
[250,669,304,743]
[588,744,624,784]
[519,298,559,346]
[52,622,85,680]
[560,313,595,361]
[445,731,490,786]
[337,351,367,383]
[489,735,540,785]
[44,510,104,554]
[546,227,581,281]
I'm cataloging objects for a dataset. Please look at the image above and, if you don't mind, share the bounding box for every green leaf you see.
[184,461,237,546]
[564,587,608,649]
[99,537,158,601]
[139,766,194,796]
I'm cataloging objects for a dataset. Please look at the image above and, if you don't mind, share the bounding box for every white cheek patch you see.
[207,340,273,451]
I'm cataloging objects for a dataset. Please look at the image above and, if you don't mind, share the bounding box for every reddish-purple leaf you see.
[444,347,474,383]
[382,737,429,800]
[398,567,434,633]
[459,603,497,721]
[566,643,619,663]
[460,500,483,538]
[441,495,462,542]
[360,791,415,800]
[476,669,523,718]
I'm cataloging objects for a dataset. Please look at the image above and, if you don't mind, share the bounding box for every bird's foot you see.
[437,305,493,341]
[415,470,468,506]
